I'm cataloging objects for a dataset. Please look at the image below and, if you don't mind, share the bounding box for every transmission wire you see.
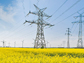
[52,0,68,16]
[37,0,39,5]
[72,24,78,33]
[22,0,26,20]
[54,7,84,25]
[70,24,74,31]
[52,0,81,22]
[46,0,68,21]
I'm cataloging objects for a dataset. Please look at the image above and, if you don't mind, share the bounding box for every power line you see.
[62,7,84,21]
[3,29,36,47]
[72,24,78,33]
[37,0,40,5]
[54,7,84,25]
[22,0,26,19]
[1,24,22,39]
[70,24,74,31]
[1,24,23,39]
[52,0,81,22]
[46,0,68,21]
[3,25,31,39]
[0,17,24,37]
[29,0,31,10]
[13,29,36,39]
[52,0,68,16]
[1,13,28,40]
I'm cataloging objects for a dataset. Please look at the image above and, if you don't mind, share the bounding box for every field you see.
[0,48,84,63]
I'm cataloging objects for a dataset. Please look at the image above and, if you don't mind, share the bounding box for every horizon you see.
[0,0,84,47]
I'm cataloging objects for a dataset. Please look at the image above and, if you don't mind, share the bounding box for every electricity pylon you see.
[22,40,24,48]
[65,28,71,48]
[72,12,84,47]
[8,42,10,47]
[63,41,65,48]
[46,41,49,48]
[14,42,16,47]
[24,4,54,48]
[1,40,6,47]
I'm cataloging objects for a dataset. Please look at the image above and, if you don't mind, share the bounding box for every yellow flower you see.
[0,48,84,63]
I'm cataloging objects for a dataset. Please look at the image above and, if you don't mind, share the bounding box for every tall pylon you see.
[72,12,84,47]
[22,40,24,48]
[65,28,71,48]
[1,40,6,47]
[14,42,16,47]
[24,4,54,48]
[8,42,10,47]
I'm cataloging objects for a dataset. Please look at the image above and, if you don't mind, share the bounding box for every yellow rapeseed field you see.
[0,48,84,63]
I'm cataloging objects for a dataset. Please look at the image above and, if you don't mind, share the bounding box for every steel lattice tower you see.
[24,4,54,48]
[65,28,71,48]
[1,40,6,47]
[72,12,84,47]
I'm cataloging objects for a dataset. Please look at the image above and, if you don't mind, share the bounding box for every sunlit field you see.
[0,48,84,63]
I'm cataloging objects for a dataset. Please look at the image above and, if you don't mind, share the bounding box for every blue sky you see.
[0,0,84,47]
[0,0,13,6]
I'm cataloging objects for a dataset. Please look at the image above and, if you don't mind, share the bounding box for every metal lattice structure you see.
[24,4,54,48]
[72,12,84,47]
[1,40,6,47]
[65,28,71,48]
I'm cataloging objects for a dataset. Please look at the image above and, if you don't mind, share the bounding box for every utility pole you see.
[46,41,49,48]
[1,40,6,47]
[63,41,65,48]
[50,44,51,48]
[8,42,10,47]
[65,28,71,48]
[24,4,54,48]
[22,40,24,48]
[72,12,84,47]
[14,42,16,47]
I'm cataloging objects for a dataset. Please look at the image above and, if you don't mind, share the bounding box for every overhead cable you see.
[53,0,81,22]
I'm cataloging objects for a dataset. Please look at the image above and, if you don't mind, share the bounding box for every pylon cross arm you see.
[26,11,38,17]
[40,7,47,12]
[44,23,54,27]
[23,20,37,24]
[74,16,80,18]
[34,4,40,10]
[72,21,79,24]
[34,4,47,12]
[43,13,52,18]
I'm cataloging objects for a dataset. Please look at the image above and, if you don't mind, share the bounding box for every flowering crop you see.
[0,48,84,63]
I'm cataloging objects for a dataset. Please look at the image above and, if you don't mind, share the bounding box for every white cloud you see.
[0,5,16,23]
[0,23,6,29]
